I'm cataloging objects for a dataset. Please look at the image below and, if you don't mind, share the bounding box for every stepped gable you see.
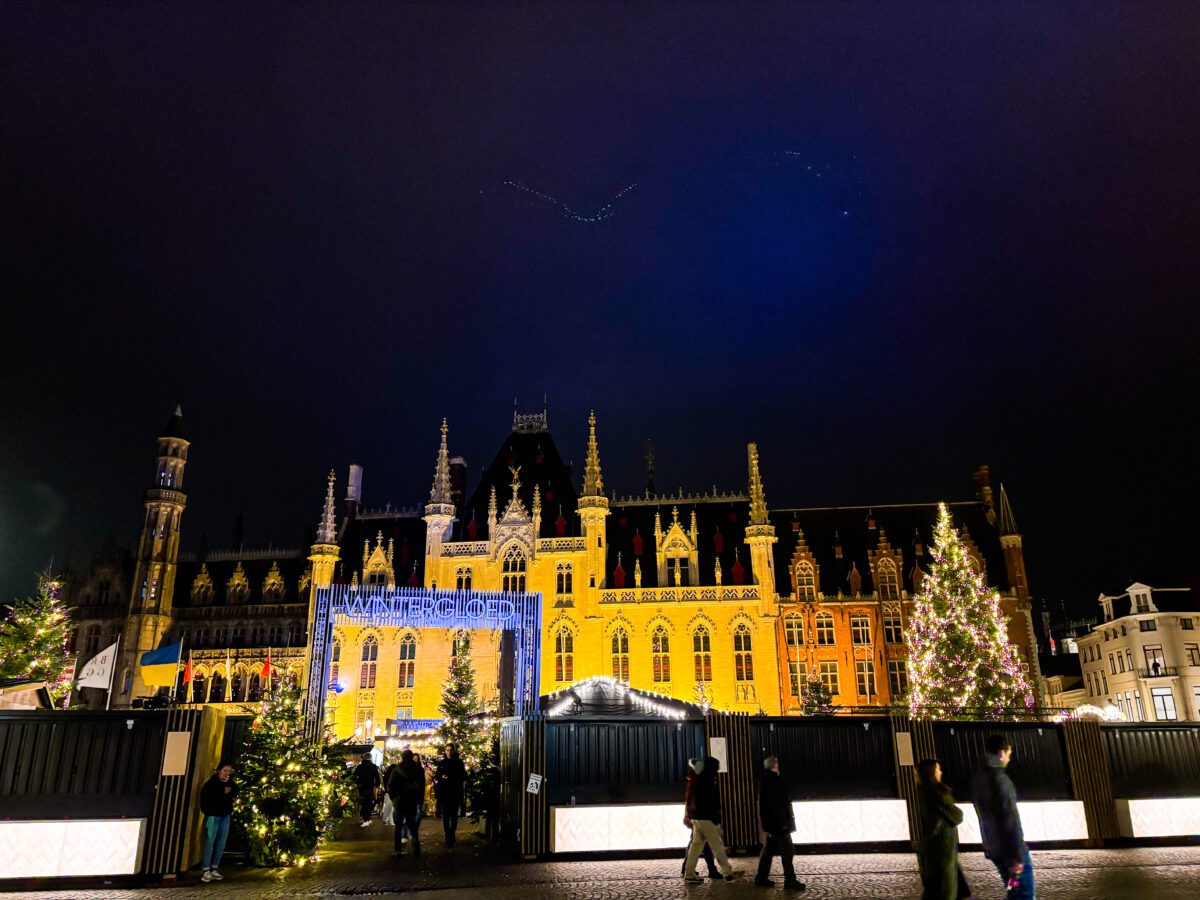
[339,509,427,587]
[455,415,579,541]
[770,500,1008,598]
[606,495,755,588]
[175,548,310,607]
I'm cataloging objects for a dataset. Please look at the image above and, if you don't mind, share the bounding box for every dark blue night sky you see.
[2,4,1198,612]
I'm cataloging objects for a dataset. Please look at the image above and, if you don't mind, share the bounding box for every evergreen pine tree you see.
[907,503,1034,719]
[802,673,834,716]
[0,573,72,702]
[234,684,353,866]
[435,631,490,767]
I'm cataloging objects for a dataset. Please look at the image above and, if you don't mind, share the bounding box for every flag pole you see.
[104,636,120,711]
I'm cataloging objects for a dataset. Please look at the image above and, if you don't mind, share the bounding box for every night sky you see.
[3,4,1198,616]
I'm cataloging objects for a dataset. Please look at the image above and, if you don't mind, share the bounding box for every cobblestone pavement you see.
[4,819,1200,899]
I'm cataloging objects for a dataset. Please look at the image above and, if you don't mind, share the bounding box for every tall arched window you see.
[815,612,836,645]
[693,627,712,682]
[733,624,754,682]
[359,635,378,689]
[330,640,341,684]
[502,546,527,593]
[556,563,573,597]
[611,627,630,682]
[398,634,416,688]
[796,562,817,601]
[783,614,804,647]
[877,560,899,600]
[455,567,472,591]
[554,627,574,683]
[651,626,671,683]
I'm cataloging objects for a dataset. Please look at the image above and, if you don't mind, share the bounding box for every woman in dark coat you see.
[917,758,971,900]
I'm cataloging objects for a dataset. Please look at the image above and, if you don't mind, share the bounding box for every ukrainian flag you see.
[140,641,183,687]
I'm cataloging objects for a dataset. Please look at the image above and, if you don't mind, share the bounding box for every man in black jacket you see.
[353,752,382,826]
[971,734,1034,900]
[434,744,467,849]
[683,756,736,883]
[387,750,426,856]
[199,762,236,882]
[755,756,806,891]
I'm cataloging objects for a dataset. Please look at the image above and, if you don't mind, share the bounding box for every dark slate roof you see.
[770,501,1007,598]
[454,426,580,541]
[338,511,427,587]
[174,549,310,607]
[162,405,186,439]
[607,497,755,588]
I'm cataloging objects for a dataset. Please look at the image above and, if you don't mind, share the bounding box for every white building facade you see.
[1077,583,1199,722]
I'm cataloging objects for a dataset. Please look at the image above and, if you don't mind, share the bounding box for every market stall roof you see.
[543,676,705,719]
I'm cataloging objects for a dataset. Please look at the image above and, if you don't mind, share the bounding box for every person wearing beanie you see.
[683,756,736,883]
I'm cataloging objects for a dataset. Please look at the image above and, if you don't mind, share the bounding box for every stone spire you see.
[998,483,1020,536]
[582,410,604,497]
[430,418,452,504]
[747,442,769,525]
[317,470,337,544]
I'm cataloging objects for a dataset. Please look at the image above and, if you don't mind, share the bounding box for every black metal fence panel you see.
[543,718,705,805]
[750,717,897,799]
[1102,724,1200,798]
[0,710,166,818]
[931,721,1071,802]
[219,714,254,764]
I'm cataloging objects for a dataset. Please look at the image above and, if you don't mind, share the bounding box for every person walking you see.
[353,752,382,827]
[917,758,971,900]
[754,756,805,891]
[683,756,736,883]
[199,761,236,883]
[434,744,467,849]
[380,760,396,827]
[680,758,721,880]
[387,749,426,857]
[972,735,1034,900]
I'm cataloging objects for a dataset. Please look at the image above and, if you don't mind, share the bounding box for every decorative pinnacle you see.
[317,470,337,544]
[583,410,604,497]
[429,418,453,505]
[998,483,1020,536]
[747,443,768,525]
[488,485,498,522]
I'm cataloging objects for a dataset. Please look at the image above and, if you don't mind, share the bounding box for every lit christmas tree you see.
[802,673,834,717]
[435,631,490,767]
[0,572,73,703]
[692,679,712,713]
[907,503,1034,719]
[234,684,353,867]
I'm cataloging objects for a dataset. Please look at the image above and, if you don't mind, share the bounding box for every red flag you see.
[260,652,272,679]
[182,655,193,685]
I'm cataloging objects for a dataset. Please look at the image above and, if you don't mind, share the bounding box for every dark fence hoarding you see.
[750,716,897,799]
[931,720,1072,802]
[1102,724,1200,798]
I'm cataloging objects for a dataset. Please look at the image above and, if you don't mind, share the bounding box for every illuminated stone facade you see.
[67,407,1040,734]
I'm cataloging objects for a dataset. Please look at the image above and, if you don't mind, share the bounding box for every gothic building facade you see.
[66,407,1040,737]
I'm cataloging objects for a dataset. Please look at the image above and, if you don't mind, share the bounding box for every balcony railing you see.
[1138,666,1178,678]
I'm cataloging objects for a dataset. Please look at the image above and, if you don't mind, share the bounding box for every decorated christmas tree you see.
[435,631,491,767]
[907,503,1034,719]
[692,679,712,713]
[802,673,834,716]
[0,572,73,702]
[234,684,353,866]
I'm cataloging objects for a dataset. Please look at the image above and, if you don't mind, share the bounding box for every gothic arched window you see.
[611,627,630,682]
[556,563,573,597]
[554,627,574,683]
[398,634,416,688]
[795,562,817,601]
[359,635,378,689]
[502,545,527,593]
[877,559,900,600]
[455,567,472,591]
[693,626,712,682]
[733,624,754,682]
[651,626,671,683]
[330,641,341,684]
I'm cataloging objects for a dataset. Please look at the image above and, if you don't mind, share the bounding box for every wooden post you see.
[1062,719,1119,844]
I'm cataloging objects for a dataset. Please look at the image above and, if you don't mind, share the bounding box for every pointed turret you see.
[744,442,777,612]
[317,470,337,545]
[998,483,1020,536]
[430,418,453,505]
[577,411,610,612]
[582,410,604,497]
[424,419,457,582]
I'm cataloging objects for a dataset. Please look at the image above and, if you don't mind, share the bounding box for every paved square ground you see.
[3,818,1199,898]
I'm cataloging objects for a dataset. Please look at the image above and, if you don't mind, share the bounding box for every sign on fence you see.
[709,736,728,772]
[526,773,543,795]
